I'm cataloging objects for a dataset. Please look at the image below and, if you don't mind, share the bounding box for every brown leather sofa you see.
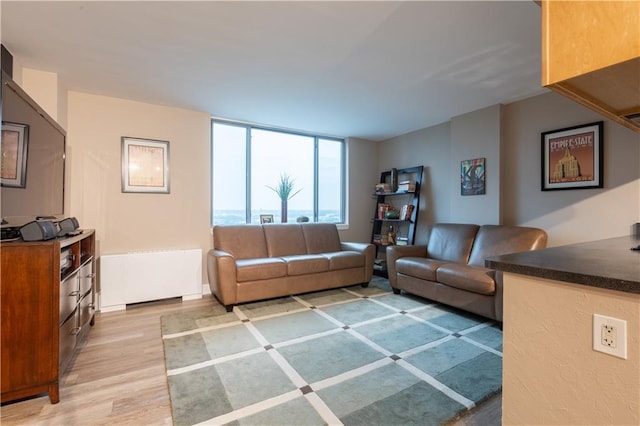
[207,223,375,311]
[386,223,547,321]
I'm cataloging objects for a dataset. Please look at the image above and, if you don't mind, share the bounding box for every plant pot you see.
[281,200,288,223]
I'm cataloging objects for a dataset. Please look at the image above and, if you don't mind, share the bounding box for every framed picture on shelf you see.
[1,122,29,188]
[260,214,274,224]
[541,121,603,191]
[121,137,170,193]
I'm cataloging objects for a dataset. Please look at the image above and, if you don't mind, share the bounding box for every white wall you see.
[16,66,640,257]
[66,91,212,282]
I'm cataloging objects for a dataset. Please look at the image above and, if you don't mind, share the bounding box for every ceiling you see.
[0,1,547,141]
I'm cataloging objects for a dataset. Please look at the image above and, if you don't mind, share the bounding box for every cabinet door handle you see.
[70,327,81,335]
[69,290,80,297]
[86,273,96,279]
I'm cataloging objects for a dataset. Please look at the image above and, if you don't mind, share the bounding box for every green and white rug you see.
[161,278,502,426]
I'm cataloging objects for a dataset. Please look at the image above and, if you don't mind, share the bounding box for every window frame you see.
[211,118,346,225]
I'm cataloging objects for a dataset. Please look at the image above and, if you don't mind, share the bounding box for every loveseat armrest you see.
[341,242,375,282]
[386,245,428,288]
[207,249,238,308]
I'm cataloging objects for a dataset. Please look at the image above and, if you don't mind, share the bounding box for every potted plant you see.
[266,173,302,223]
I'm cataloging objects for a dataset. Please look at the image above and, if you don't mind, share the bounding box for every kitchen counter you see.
[486,235,640,294]
[492,235,640,425]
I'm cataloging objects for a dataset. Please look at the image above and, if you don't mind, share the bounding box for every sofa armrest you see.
[207,249,238,306]
[386,245,428,288]
[341,242,375,282]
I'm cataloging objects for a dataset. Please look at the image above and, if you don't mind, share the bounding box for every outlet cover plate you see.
[593,314,627,359]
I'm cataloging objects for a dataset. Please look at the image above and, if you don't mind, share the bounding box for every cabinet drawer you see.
[59,310,79,370]
[78,292,95,329]
[79,261,94,297]
[59,272,79,324]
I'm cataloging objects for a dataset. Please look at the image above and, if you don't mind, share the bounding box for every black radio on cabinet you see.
[19,220,57,242]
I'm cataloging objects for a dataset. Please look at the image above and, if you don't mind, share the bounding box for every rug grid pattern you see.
[161,278,502,425]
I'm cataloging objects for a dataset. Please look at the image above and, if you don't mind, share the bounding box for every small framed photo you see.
[260,214,274,224]
[541,121,603,191]
[121,137,170,193]
[1,122,29,188]
[461,157,485,196]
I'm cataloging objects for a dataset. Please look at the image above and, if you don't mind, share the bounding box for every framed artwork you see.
[260,214,274,224]
[541,121,603,191]
[121,137,170,193]
[461,157,485,195]
[1,122,29,188]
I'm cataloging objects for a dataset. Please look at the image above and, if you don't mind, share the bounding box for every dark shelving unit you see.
[371,165,423,277]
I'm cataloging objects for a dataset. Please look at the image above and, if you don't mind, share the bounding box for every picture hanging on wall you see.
[541,121,603,191]
[461,157,485,196]
[121,136,170,193]
[1,122,29,188]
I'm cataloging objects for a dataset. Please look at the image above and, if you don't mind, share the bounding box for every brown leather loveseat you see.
[207,223,375,311]
[386,223,547,321]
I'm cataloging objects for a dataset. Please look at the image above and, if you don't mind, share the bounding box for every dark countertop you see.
[485,235,640,295]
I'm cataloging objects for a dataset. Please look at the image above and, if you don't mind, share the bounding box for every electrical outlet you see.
[593,314,627,359]
[601,324,616,347]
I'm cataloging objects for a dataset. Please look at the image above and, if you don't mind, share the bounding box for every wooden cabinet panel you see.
[542,1,639,84]
[1,230,95,404]
[542,0,640,133]
[1,243,59,403]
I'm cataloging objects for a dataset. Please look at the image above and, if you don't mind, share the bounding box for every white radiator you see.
[99,248,202,312]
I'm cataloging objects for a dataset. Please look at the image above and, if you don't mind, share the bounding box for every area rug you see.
[160,278,502,426]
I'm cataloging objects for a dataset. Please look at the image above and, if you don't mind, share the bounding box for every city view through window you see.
[212,121,344,225]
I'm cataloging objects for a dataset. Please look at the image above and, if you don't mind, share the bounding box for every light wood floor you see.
[0,295,501,425]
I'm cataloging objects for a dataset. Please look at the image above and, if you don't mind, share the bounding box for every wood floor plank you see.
[0,294,501,425]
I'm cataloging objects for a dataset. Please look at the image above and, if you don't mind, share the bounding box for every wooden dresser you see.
[1,230,96,404]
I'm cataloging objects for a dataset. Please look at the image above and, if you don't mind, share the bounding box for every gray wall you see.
[450,104,502,224]
[377,122,451,244]
[375,91,640,247]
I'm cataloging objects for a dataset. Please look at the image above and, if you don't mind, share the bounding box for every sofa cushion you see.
[214,225,268,259]
[436,263,496,295]
[427,223,479,263]
[396,257,447,281]
[467,225,548,267]
[323,251,365,270]
[236,258,287,282]
[281,254,329,276]
[302,223,342,254]
[264,224,307,257]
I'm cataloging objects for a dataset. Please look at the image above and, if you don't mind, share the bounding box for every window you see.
[212,120,345,225]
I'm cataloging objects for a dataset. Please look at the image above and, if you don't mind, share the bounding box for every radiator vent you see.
[100,248,202,312]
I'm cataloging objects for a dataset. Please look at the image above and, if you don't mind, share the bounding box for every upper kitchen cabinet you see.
[542,0,640,133]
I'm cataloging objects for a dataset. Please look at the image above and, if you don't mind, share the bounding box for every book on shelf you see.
[396,237,409,246]
[397,180,416,192]
[377,203,393,219]
[373,259,386,270]
[375,183,391,193]
[399,204,414,220]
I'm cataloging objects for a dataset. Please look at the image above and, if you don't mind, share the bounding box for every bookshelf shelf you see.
[371,165,423,277]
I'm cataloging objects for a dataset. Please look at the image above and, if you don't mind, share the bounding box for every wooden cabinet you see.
[1,230,96,404]
[371,166,423,276]
[541,0,640,133]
